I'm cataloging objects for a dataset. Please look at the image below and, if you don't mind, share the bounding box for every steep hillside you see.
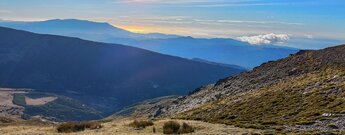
[0,19,298,68]
[0,27,243,121]
[122,45,345,133]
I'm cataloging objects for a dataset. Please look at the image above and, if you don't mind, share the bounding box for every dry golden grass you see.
[177,67,345,131]
[0,118,263,135]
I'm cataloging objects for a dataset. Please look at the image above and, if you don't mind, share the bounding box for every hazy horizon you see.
[1,1,345,134]
[1,0,344,49]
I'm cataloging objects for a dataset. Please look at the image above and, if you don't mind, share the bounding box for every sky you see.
[0,0,344,49]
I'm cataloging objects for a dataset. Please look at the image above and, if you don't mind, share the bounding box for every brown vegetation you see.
[179,122,195,134]
[178,67,345,132]
[0,117,16,124]
[128,120,154,129]
[0,119,263,134]
[56,121,102,133]
[163,121,194,134]
[163,121,180,134]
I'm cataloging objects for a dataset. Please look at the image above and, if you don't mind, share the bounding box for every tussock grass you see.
[0,117,16,123]
[163,121,194,134]
[56,121,102,133]
[163,121,180,134]
[128,120,154,129]
[179,122,195,134]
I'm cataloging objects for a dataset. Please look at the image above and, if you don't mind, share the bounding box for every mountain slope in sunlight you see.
[121,44,345,133]
[177,45,345,132]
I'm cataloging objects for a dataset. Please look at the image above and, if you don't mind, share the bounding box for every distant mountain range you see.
[0,19,179,40]
[191,58,247,71]
[0,19,298,68]
[0,26,243,121]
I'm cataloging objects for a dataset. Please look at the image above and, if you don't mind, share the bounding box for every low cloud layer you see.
[238,33,290,45]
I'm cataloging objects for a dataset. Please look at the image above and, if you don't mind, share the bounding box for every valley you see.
[0,1,344,134]
[0,27,243,121]
[0,27,344,134]
[0,26,343,134]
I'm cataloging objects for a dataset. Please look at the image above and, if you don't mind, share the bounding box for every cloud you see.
[112,16,303,26]
[237,33,290,45]
[305,34,314,39]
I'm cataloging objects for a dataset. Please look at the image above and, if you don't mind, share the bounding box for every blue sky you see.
[0,0,344,49]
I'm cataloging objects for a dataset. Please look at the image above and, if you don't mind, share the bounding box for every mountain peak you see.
[41,19,117,29]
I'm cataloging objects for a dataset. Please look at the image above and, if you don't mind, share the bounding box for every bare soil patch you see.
[25,96,57,106]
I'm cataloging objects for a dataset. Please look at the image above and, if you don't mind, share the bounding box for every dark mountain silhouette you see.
[0,19,298,68]
[0,26,243,120]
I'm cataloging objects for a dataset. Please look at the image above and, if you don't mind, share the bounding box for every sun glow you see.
[117,25,155,33]
[116,25,205,37]
[116,25,192,35]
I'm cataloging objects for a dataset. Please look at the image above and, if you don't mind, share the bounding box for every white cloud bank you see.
[237,33,290,45]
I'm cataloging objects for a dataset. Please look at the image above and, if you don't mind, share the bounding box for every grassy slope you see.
[176,66,345,132]
[0,118,263,135]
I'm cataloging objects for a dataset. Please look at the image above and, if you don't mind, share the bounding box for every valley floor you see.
[0,119,263,135]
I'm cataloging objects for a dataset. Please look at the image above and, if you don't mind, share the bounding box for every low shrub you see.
[163,121,195,134]
[328,124,338,129]
[0,117,16,123]
[153,126,156,133]
[260,120,277,125]
[163,121,180,134]
[129,120,154,129]
[56,121,102,133]
[235,123,266,129]
[295,120,315,125]
[179,122,194,134]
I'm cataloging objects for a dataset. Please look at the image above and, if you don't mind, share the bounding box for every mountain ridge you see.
[0,26,244,121]
[0,19,180,39]
[0,19,299,68]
